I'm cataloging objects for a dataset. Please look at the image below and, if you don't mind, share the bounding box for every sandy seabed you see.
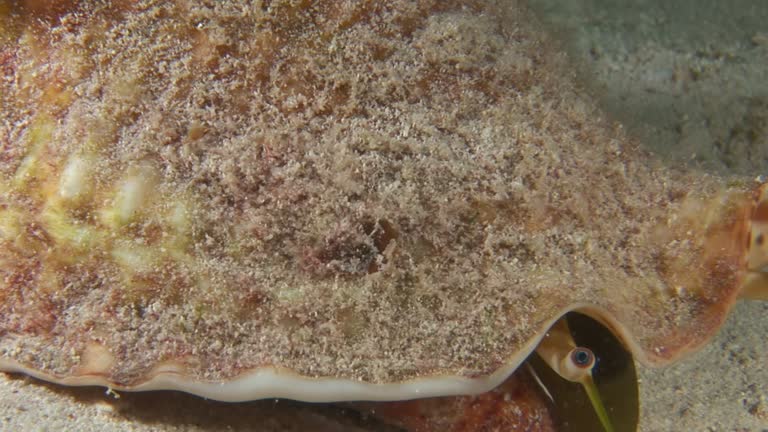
[1,1,767,431]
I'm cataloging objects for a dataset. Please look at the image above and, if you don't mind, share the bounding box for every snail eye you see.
[570,347,595,369]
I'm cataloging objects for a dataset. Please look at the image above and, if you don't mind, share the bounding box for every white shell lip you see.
[0,303,657,402]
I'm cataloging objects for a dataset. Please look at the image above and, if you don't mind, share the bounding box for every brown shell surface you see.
[0,0,752,388]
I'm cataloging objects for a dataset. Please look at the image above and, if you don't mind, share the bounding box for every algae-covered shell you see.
[0,0,765,408]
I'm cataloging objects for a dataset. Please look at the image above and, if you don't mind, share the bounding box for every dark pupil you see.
[574,349,590,365]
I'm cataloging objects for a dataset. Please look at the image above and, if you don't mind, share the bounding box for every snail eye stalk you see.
[570,347,595,369]
[535,320,615,432]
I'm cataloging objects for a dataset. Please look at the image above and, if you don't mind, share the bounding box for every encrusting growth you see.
[0,0,764,412]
